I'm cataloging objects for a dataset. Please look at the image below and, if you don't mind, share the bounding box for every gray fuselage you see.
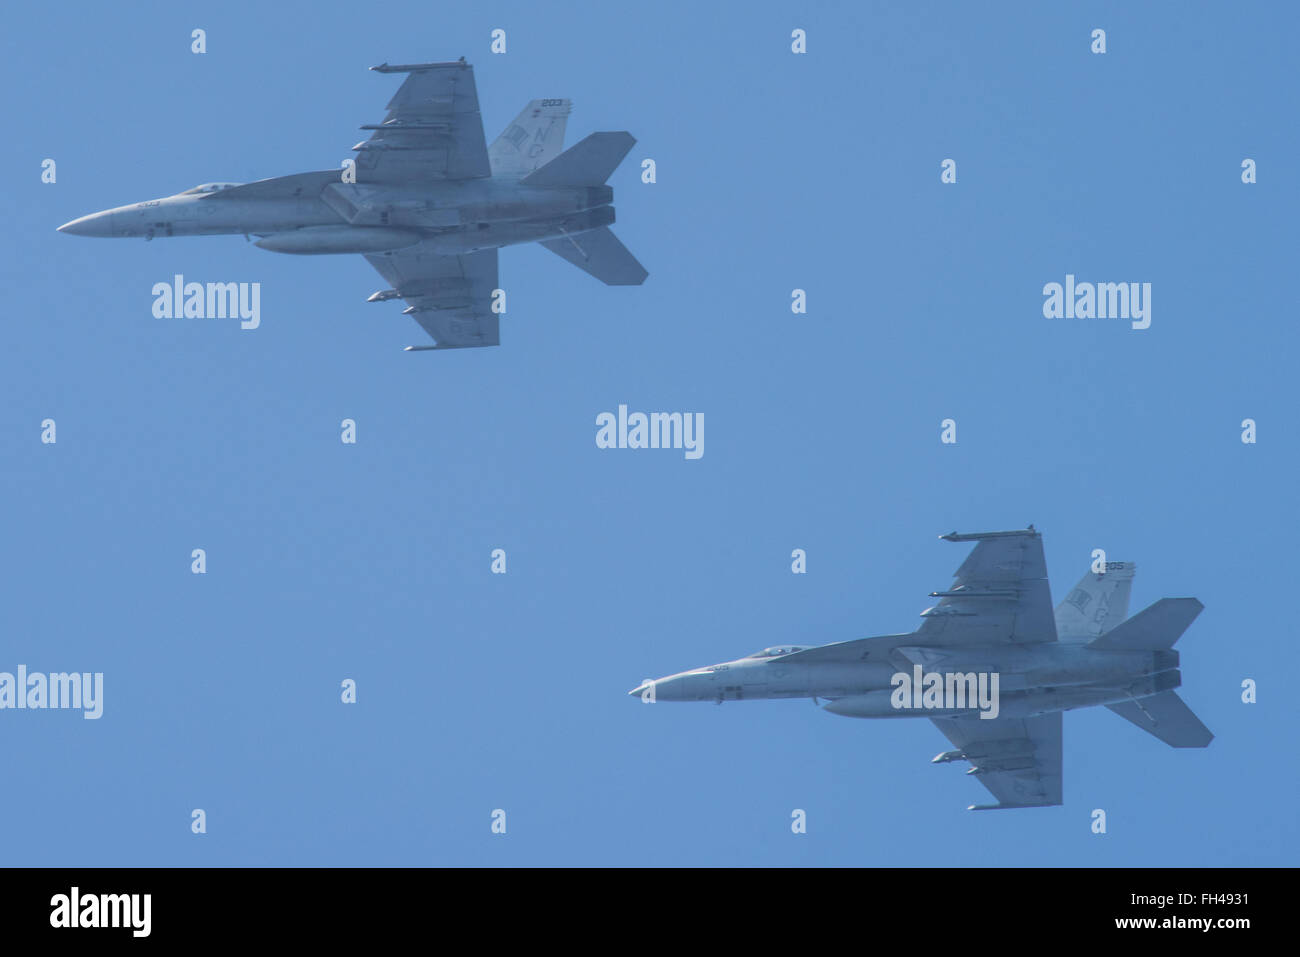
[58,172,615,256]
[632,636,1182,721]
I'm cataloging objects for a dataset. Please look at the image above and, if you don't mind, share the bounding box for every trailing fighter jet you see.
[630,528,1213,810]
[57,58,646,351]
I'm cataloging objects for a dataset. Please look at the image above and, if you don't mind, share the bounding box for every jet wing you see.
[915,528,1057,645]
[931,712,1063,809]
[356,60,491,183]
[364,244,499,349]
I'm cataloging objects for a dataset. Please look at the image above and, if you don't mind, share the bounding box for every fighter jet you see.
[57,58,646,351]
[630,528,1213,810]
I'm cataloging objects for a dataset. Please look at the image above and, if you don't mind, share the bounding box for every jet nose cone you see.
[57,212,113,237]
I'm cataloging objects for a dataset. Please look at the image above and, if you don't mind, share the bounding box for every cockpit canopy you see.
[178,182,242,195]
[749,645,811,658]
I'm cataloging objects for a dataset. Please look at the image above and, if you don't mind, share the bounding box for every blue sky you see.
[2,0,1296,865]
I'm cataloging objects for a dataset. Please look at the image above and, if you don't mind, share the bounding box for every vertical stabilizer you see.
[1086,597,1202,651]
[489,99,571,177]
[521,132,636,186]
[1054,562,1135,640]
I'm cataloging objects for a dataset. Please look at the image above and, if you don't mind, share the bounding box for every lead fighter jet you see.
[58,58,646,351]
[631,528,1213,809]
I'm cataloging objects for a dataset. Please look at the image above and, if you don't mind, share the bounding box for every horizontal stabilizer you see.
[540,226,647,285]
[1107,691,1213,748]
[1087,598,1203,650]
[522,132,636,186]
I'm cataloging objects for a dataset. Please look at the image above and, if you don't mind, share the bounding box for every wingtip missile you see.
[941,527,1040,543]
[370,58,469,74]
